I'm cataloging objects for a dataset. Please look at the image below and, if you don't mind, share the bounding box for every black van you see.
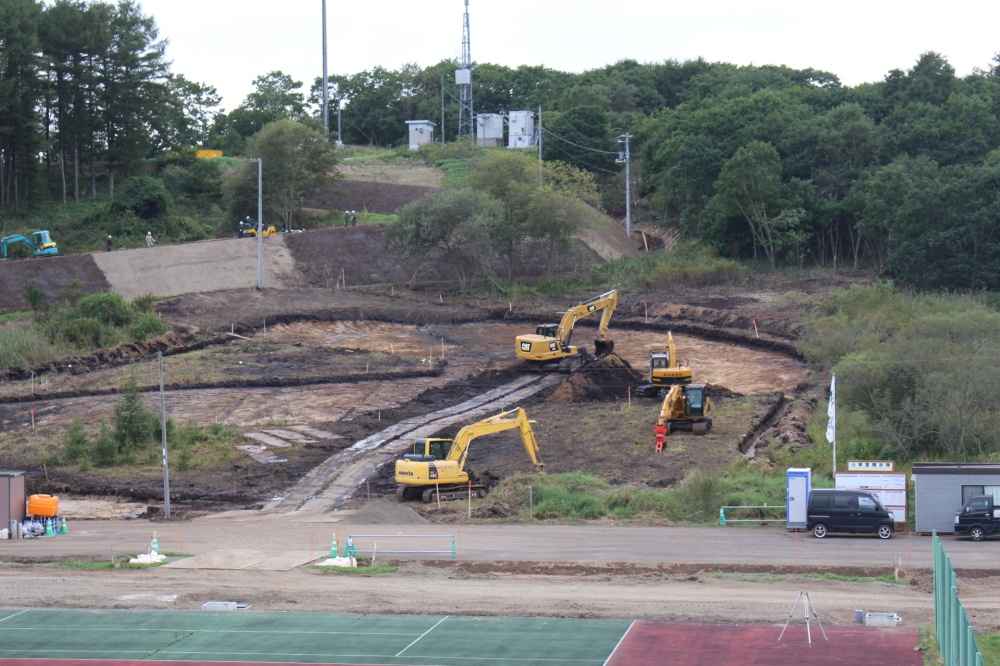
[807,489,895,539]
[954,495,1000,541]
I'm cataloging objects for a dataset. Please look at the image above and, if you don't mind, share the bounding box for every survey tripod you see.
[778,591,828,646]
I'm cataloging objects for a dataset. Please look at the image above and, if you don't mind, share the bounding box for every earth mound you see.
[547,354,643,403]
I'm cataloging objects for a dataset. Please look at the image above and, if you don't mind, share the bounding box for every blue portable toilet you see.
[786,468,811,530]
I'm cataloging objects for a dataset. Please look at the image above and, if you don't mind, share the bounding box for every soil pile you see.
[547,354,643,403]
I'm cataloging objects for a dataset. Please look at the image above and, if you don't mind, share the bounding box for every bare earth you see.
[3,220,972,638]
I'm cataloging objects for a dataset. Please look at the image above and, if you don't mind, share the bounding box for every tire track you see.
[265,374,562,513]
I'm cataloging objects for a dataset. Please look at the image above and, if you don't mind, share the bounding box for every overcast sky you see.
[138,0,1000,112]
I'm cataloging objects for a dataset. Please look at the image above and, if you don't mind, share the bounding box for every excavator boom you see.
[395,407,545,501]
[515,289,618,371]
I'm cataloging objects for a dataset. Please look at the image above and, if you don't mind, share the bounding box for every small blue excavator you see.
[0,230,59,259]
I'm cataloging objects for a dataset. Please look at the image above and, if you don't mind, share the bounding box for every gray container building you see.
[912,462,1000,533]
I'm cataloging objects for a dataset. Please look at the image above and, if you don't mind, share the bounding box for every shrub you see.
[110,176,172,219]
[113,374,158,455]
[129,311,167,340]
[23,282,47,311]
[77,293,131,327]
[62,418,90,463]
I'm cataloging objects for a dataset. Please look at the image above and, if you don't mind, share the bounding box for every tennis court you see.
[0,608,920,665]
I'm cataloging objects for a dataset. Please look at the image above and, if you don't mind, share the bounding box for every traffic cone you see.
[329,534,338,558]
[59,517,68,534]
[150,531,159,554]
[44,518,55,536]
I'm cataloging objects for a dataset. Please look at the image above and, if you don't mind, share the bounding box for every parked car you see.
[954,495,1000,541]
[807,489,895,539]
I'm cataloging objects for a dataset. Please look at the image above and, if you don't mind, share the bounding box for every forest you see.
[2,0,1000,289]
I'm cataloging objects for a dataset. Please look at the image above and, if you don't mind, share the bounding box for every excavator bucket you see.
[593,339,614,358]
[654,424,667,452]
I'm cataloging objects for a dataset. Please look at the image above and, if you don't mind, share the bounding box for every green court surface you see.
[0,608,632,665]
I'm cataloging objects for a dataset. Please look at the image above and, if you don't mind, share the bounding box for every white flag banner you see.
[825,374,836,443]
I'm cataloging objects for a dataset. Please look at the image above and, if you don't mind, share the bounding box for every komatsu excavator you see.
[654,384,712,452]
[635,332,693,397]
[395,407,545,502]
[514,289,618,373]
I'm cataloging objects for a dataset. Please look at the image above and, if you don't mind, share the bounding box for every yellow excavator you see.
[515,289,618,373]
[654,384,712,451]
[635,332,693,397]
[245,224,278,237]
[395,407,545,502]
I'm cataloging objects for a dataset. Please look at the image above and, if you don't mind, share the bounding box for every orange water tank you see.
[27,494,58,517]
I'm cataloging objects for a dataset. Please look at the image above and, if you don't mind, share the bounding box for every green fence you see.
[934,531,983,666]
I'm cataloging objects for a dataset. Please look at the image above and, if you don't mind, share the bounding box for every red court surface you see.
[606,621,921,665]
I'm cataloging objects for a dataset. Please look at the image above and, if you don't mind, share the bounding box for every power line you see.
[541,127,618,155]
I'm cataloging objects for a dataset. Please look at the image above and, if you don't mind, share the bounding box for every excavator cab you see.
[536,324,559,338]
[403,438,452,462]
[684,385,707,416]
[33,230,56,250]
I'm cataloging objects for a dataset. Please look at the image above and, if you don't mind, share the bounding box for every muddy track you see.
[267,374,562,513]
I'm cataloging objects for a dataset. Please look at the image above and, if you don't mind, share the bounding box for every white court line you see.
[0,626,419,636]
[0,610,28,623]
[602,620,635,666]
[396,615,449,657]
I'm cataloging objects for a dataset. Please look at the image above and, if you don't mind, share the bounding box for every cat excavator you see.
[635,332,693,397]
[1,230,58,259]
[395,407,545,502]
[515,289,618,373]
[654,384,712,452]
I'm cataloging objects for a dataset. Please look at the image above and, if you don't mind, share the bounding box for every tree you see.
[387,188,505,289]
[226,119,337,232]
[710,141,803,268]
[542,106,616,174]
[226,71,306,139]
[524,188,586,276]
[342,66,405,145]
[160,74,221,149]
[0,0,43,211]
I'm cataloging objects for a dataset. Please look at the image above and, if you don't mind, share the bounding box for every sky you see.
[138,0,1000,113]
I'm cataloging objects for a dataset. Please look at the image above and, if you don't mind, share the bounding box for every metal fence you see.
[934,531,983,666]
[347,533,456,559]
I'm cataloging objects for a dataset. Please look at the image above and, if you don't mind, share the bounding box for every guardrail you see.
[934,531,983,665]
[348,533,456,559]
[719,505,786,525]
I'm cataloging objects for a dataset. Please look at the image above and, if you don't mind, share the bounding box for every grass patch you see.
[803,572,903,585]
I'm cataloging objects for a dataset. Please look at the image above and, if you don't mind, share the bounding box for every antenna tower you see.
[457,0,474,139]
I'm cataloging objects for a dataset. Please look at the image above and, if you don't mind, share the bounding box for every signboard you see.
[848,460,894,471]
[836,471,908,525]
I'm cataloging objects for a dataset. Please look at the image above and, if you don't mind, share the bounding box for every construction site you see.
[4,220,1000,664]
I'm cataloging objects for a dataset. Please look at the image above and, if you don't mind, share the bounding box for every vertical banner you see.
[826,374,836,473]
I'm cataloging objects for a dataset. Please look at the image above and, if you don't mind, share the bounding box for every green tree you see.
[709,141,803,268]
[113,373,158,457]
[541,106,616,174]
[227,119,337,232]
[342,66,405,145]
[524,188,586,276]
[387,188,505,289]
[227,70,306,139]
[0,0,43,212]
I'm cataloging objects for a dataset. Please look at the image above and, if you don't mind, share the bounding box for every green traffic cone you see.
[150,531,159,554]
[59,517,68,534]
[329,534,338,558]
[44,518,54,536]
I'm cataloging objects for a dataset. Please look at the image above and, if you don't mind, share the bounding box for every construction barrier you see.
[347,533,456,559]
[933,531,983,666]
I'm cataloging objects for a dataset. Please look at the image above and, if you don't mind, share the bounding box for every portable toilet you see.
[786,468,811,529]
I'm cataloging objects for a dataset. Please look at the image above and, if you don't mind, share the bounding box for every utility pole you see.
[538,105,543,188]
[157,352,171,519]
[616,133,633,237]
[321,0,328,139]
[250,158,263,287]
[441,75,446,145]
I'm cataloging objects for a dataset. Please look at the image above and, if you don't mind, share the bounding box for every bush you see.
[110,176,172,219]
[77,293,131,327]
[23,282,47,312]
[129,311,167,340]
[113,374,158,456]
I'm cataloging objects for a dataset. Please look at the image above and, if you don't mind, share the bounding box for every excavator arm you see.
[515,289,619,367]
[447,407,545,473]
